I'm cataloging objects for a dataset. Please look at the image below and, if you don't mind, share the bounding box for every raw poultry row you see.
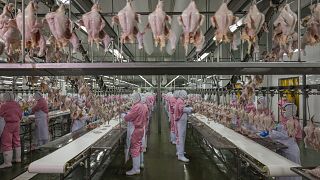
[1,76,133,126]
[188,93,320,153]
[1,0,318,62]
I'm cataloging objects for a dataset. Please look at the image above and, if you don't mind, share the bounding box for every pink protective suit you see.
[124,102,148,157]
[174,98,184,143]
[0,101,22,151]
[169,96,176,134]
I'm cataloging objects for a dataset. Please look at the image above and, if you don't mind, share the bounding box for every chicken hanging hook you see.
[252,0,257,5]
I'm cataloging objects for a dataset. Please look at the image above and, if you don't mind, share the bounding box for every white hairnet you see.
[173,90,180,98]
[257,96,267,110]
[179,90,188,99]
[3,91,14,102]
[283,103,297,118]
[140,94,146,103]
[131,93,141,104]
[34,91,43,100]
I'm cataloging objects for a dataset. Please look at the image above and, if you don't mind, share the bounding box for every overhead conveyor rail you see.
[192,113,300,178]
[0,62,319,76]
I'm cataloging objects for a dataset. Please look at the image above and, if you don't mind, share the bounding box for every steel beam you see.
[0,62,320,76]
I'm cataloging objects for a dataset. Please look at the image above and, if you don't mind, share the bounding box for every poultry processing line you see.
[190,113,300,178]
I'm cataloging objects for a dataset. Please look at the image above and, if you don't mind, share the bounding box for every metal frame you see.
[1,62,320,76]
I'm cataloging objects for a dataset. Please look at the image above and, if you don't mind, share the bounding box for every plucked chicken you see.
[211,1,238,50]
[79,4,112,52]
[0,3,20,62]
[112,1,143,49]
[44,4,79,53]
[272,4,297,60]
[146,1,176,51]
[241,3,265,54]
[16,0,46,57]
[178,1,205,55]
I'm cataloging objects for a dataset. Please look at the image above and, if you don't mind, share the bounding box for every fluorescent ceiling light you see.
[109,49,123,59]
[57,0,70,4]
[165,76,180,87]
[197,53,209,62]
[139,75,154,87]
[229,18,243,32]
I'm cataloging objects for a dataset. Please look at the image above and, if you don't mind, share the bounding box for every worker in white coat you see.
[269,103,301,180]
[174,90,192,162]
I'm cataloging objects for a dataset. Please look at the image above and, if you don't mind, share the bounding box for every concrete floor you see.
[101,106,228,180]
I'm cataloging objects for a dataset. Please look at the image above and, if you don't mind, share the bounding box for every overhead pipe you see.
[166,0,191,56]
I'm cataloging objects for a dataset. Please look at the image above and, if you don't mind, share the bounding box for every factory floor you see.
[102,106,228,180]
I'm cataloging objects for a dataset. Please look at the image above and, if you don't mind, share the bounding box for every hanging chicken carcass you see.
[78,4,112,52]
[272,4,297,60]
[112,1,144,49]
[0,3,20,62]
[211,1,238,50]
[178,1,205,55]
[43,4,79,53]
[16,0,46,57]
[301,3,320,54]
[145,1,176,51]
[241,3,265,54]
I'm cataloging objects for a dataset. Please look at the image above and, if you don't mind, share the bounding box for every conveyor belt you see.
[193,114,300,177]
[28,118,120,174]
[189,118,236,149]
[291,167,320,180]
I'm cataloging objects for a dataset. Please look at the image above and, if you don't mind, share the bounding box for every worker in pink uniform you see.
[30,92,49,147]
[175,90,192,162]
[123,93,148,176]
[0,92,23,168]
[169,90,179,144]
[140,94,149,168]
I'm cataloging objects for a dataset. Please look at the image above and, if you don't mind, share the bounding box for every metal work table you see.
[291,167,320,180]
[191,114,299,179]
[20,110,71,153]
[189,117,240,180]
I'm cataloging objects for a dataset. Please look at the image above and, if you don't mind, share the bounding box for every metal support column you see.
[302,75,307,127]
[157,75,161,134]
[297,0,301,62]
[22,0,25,63]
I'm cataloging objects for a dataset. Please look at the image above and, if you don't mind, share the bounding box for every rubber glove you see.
[121,112,127,119]
[259,130,269,138]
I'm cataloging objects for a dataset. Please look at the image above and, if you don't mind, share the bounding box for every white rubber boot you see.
[13,147,21,163]
[126,155,141,176]
[140,153,144,169]
[0,150,13,168]
[178,155,190,162]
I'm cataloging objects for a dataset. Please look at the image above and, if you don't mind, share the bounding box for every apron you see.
[141,126,147,152]
[125,121,135,163]
[0,117,5,137]
[35,110,49,142]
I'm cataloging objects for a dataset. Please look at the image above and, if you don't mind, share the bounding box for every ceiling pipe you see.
[166,0,192,56]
